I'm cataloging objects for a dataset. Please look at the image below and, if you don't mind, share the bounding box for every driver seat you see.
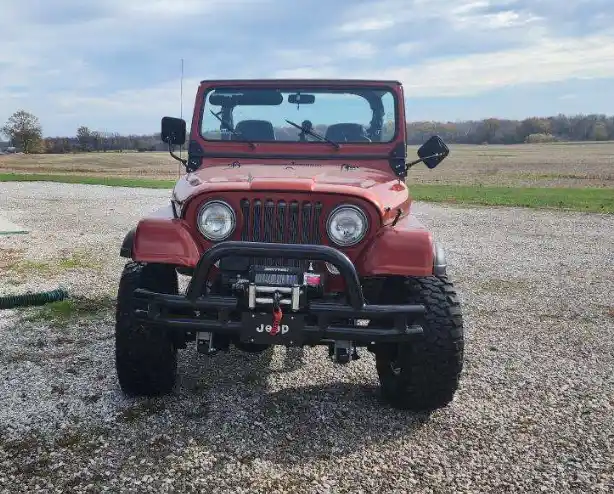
[324,123,371,142]
[233,119,276,141]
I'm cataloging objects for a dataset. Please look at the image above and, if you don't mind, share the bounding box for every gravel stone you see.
[1,182,613,493]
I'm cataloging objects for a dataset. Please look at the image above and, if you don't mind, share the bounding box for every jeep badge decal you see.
[256,324,289,335]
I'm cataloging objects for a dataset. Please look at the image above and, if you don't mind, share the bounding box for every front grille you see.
[240,198,323,269]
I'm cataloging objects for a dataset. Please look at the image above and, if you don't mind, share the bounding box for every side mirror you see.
[417,135,449,169]
[161,116,186,146]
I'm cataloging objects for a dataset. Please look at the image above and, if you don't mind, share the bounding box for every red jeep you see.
[116,79,464,412]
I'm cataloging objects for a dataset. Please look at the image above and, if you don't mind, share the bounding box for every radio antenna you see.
[178,58,184,177]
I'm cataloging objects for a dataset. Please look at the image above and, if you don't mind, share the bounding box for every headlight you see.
[326,205,368,247]
[196,200,236,241]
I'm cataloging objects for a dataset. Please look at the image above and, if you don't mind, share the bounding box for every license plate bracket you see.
[240,312,304,346]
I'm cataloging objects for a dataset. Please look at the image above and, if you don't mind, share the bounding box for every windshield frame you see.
[195,83,401,148]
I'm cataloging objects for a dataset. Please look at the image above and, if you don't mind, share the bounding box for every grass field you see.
[1,141,613,212]
[1,173,611,213]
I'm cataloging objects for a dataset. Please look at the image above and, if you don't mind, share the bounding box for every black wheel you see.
[115,261,179,396]
[373,275,464,412]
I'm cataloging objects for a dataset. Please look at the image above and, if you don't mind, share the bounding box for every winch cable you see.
[271,290,283,336]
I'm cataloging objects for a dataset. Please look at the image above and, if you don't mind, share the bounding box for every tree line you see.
[2,110,614,154]
[405,114,614,145]
[44,127,168,154]
[0,112,169,154]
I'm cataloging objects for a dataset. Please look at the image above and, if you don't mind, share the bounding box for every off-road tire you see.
[115,261,179,396]
[374,275,464,412]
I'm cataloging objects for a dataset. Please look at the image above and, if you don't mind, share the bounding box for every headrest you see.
[324,123,370,142]
[233,119,275,141]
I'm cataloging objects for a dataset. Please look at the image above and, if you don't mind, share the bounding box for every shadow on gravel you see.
[238,383,431,465]
[177,344,307,389]
[2,318,431,471]
[169,344,431,464]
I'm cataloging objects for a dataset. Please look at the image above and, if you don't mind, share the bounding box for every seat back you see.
[233,119,275,141]
[324,123,370,142]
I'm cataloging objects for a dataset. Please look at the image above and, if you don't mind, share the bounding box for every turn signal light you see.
[325,262,340,275]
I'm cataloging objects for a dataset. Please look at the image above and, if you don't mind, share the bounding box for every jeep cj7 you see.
[116,79,464,412]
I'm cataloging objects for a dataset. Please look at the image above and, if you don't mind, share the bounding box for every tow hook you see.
[196,331,218,355]
[329,341,359,364]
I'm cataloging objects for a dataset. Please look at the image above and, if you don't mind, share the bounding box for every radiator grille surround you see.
[240,198,323,268]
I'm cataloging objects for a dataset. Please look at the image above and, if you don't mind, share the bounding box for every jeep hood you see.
[172,161,411,220]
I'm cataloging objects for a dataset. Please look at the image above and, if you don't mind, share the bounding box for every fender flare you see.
[355,214,449,278]
[433,241,447,276]
[356,218,433,277]
[120,227,136,258]
[119,204,181,260]
[128,218,203,267]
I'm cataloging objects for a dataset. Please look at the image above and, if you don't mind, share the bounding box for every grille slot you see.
[240,198,322,269]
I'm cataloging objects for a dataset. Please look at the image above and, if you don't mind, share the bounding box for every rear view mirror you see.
[161,116,186,146]
[417,135,449,169]
[288,93,315,105]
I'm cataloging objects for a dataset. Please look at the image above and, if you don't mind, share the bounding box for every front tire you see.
[115,261,179,397]
[374,275,464,412]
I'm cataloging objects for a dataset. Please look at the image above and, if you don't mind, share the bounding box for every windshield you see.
[200,86,397,144]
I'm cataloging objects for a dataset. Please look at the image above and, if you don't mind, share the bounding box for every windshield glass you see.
[200,86,397,144]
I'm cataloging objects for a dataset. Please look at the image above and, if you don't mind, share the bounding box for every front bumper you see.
[133,241,425,344]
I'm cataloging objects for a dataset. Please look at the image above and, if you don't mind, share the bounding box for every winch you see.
[244,263,323,311]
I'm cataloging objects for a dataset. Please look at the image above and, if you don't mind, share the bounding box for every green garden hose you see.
[0,287,69,310]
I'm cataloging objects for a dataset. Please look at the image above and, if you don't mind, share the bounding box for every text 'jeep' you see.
[116,79,464,412]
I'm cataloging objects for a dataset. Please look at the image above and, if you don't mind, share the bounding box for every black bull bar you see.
[133,241,425,342]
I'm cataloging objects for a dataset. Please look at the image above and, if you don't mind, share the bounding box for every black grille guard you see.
[187,241,368,307]
[133,241,426,340]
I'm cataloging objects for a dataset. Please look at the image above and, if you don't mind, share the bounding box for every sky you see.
[1,0,614,137]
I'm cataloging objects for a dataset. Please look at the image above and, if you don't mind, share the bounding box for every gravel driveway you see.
[1,182,613,493]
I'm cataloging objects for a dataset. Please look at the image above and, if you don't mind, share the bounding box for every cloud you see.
[456,8,543,29]
[395,42,422,55]
[267,0,614,97]
[335,41,377,59]
[382,33,614,97]
[338,18,396,34]
[273,67,339,79]
[333,0,537,34]
[272,31,614,98]
[0,0,277,134]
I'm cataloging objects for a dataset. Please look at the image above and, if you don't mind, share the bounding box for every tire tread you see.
[115,261,178,397]
[375,275,464,412]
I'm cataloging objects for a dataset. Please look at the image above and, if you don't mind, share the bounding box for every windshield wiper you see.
[210,110,256,149]
[285,119,340,149]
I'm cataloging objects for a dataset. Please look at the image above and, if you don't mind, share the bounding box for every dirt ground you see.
[1,141,614,188]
